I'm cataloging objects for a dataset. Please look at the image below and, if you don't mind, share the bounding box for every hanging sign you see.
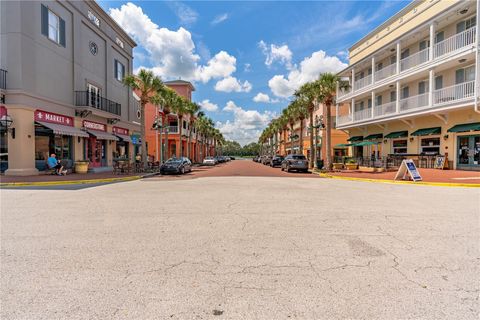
[113,126,129,135]
[83,120,106,131]
[35,110,74,126]
[394,159,422,182]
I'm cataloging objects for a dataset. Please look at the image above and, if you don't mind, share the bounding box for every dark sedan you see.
[270,155,284,167]
[160,157,192,175]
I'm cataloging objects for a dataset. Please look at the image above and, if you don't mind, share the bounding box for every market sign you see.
[113,126,129,135]
[35,110,73,126]
[83,120,106,132]
[394,159,422,182]
[0,106,7,117]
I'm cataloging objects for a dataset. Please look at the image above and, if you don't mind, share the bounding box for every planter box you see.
[359,166,385,173]
[345,163,358,170]
[74,162,89,174]
[333,163,344,170]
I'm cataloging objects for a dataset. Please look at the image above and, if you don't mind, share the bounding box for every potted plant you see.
[74,160,90,174]
[332,162,344,170]
[345,158,358,170]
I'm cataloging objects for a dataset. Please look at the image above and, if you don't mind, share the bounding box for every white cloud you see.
[216,101,275,144]
[211,13,229,25]
[166,1,198,26]
[214,76,252,93]
[258,40,293,69]
[268,50,347,98]
[109,3,237,83]
[199,99,219,112]
[253,92,279,104]
[244,63,251,72]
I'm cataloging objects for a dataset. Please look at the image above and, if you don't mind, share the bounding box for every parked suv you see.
[281,154,309,172]
[270,155,284,167]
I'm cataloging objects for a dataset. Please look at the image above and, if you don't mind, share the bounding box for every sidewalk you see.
[0,172,148,186]
[323,168,480,186]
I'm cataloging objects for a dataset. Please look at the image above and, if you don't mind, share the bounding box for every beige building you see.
[336,0,480,170]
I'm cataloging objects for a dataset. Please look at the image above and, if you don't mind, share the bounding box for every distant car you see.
[262,155,272,165]
[203,156,216,166]
[270,155,284,167]
[253,156,259,162]
[228,156,235,160]
[160,157,192,174]
[281,154,309,172]
[216,156,226,163]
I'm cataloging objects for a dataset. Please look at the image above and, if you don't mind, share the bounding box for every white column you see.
[371,91,375,118]
[351,68,356,92]
[371,57,376,84]
[396,81,401,113]
[429,69,435,106]
[396,42,401,74]
[351,98,355,121]
[429,23,436,61]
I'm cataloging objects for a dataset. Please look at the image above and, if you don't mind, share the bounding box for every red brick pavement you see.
[0,172,141,183]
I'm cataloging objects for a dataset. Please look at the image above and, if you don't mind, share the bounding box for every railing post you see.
[351,68,355,92]
[396,42,401,74]
[396,81,400,113]
[429,69,434,106]
[429,23,435,61]
[351,98,355,121]
[371,91,375,118]
[371,57,375,84]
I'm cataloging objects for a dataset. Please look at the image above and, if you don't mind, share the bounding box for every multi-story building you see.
[335,0,480,170]
[0,0,139,175]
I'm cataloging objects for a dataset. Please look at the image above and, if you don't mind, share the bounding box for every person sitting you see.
[47,153,67,175]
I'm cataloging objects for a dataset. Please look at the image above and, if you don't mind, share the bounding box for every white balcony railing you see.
[434,28,476,58]
[374,101,396,118]
[337,87,351,98]
[434,80,475,105]
[354,74,372,90]
[399,93,429,112]
[337,114,352,125]
[353,108,373,121]
[375,63,397,81]
[400,48,429,72]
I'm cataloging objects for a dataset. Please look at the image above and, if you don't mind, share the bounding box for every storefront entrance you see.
[457,135,480,170]
[86,137,106,167]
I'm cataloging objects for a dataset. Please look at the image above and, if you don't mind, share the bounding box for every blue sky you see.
[99,0,409,144]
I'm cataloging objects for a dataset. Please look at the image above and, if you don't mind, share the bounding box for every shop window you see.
[420,137,440,155]
[35,136,50,160]
[35,135,71,160]
[392,140,407,154]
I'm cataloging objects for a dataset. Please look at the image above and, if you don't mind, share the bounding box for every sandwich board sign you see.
[434,155,448,169]
[394,159,422,182]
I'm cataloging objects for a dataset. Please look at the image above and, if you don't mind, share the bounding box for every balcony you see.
[399,93,429,112]
[400,48,429,72]
[337,114,352,126]
[354,74,372,90]
[168,125,179,133]
[74,91,121,116]
[434,80,474,105]
[353,108,372,122]
[375,63,396,81]
[434,28,476,59]
[0,69,6,90]
[374,101,396,118]
[337,87,351,98]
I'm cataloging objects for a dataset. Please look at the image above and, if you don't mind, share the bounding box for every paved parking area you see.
[1,166,478,319]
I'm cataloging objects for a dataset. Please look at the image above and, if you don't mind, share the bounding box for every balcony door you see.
[87,83,101,108]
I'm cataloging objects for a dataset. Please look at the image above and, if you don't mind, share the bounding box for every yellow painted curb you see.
[0,175,143,187]
[317,173,480,188]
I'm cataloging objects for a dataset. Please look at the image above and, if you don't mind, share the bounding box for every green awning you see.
[335,143,353,147]
[447,122,480,133]
[385,130,408,139]
[347,136,363,142]
[364,133,383,140]
[411,127,441,136]
[353,141,379,146]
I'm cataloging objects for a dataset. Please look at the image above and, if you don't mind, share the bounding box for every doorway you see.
[86,137,106,167]
[457,135,480,170]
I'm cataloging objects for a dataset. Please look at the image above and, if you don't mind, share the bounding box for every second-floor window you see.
[390,91,396,102]
[114,60,125,82]
[435,76,443,90]
[457,16,476,33]
[401,86,409,99]
[376,95,382,106]
[456,65,475,84]
[41,4,65,47]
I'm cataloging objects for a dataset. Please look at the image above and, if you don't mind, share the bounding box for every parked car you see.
[228,156,235,160]
[253,156,259,162]
[270,155,284,167]
[262,155,272,165]
[160,157,192,174]
[203,156,217,166]
[281,154,309,172]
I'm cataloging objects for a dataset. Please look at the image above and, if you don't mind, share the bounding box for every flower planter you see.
[345,163,358,170]
[333,163,344,170]
[74,161,89,174]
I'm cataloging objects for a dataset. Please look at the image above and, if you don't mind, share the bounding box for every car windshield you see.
[205,157,213,160]
[166,159,182,164]
[292,155,306,160]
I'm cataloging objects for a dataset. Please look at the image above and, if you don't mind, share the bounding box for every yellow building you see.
[336,0,480,170]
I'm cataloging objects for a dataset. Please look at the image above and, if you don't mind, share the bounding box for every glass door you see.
[457,135,480,168]
[87,84,101,108]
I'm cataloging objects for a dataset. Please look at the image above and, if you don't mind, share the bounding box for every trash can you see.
[316,160,324,169]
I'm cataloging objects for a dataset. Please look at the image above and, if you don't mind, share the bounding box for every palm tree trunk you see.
[187,121,193,159]
[290,124,294,154]
[164,116,169,160]
[178,116,183,157]
[159,116,163,165]
[325,103,332,171]
[299,119,304,155]
[140,103,148,168]
[309,111,314,169]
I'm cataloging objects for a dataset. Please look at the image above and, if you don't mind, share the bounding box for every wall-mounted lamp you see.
[0,114,15,139]
[443,134,449,141]
[458,58,467,64]
[77,136,81,143]
[107,118,119,125]
[383,139,388,144]
[409,137,414,142]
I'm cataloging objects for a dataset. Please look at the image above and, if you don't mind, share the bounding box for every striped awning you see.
[36,121,89,138]
[87,130,119,141]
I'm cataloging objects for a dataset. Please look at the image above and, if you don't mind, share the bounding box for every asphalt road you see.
[1,161,479,319]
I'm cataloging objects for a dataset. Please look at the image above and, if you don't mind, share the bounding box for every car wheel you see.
[181,167,185,174]
[286,165,290,172]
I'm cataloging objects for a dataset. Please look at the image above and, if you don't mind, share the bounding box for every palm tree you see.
[159,87,179,160]
[186,102,200,161]
[123,69,164,168]
[292,99,308,155]
[193,110,205,162]
[283,105,297,154]
[317,72,349,171]
[170,95,188,157]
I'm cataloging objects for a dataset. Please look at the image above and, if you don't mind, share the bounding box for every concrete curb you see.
[0,173,158,188]
[317,172,480,188]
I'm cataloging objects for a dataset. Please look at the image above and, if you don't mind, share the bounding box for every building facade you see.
[0,0,139,175]
[335,0,480,170]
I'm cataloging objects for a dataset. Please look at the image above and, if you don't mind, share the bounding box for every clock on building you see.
[89,41,98,55]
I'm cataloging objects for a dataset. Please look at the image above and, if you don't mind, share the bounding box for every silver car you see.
[281,154,309,172]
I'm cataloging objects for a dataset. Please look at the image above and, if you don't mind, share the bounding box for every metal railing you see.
[375,63,396,81]
[374,101,396,118]
[399,93,429,112]
[434,28,476,58]
[74,91,121,116]
[168,125,179,133]
[337,87,351,98]
[400,48,429,72]
[354,74,372,90]
[353,108,372,121]
[0,69,6,90]
[336,114,352,126]
[434,80,475,105]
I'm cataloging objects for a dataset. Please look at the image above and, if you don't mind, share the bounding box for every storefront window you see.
[35,136,50,160]
[392,140,407,154]
[0,129,7,172]
[114,141,129,159]
[420,137,440,155]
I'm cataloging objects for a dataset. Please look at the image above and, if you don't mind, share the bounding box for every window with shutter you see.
[435,76,443,90]
[41,5,64,46]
